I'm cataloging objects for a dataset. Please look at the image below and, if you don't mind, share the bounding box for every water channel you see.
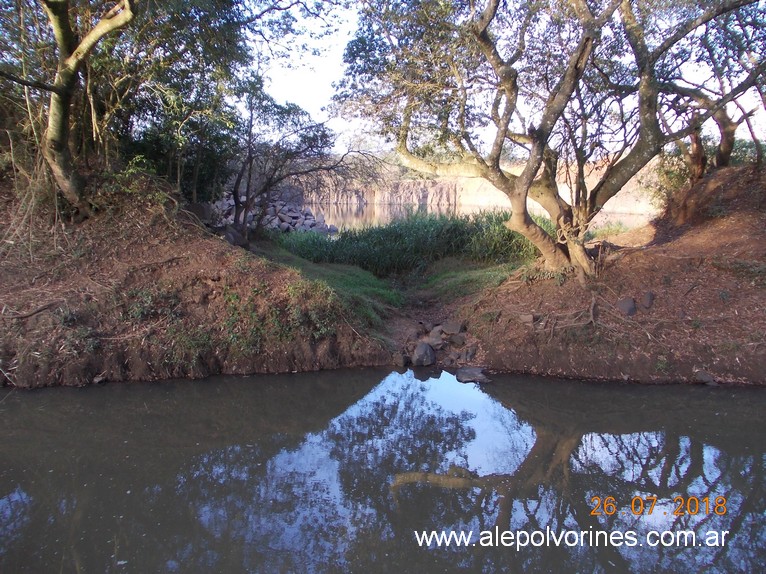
[1,369,764,573]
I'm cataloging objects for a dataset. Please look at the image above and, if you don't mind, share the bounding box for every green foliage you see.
[422,258,520,301]
[275,211,550,277]
[164,325,214,373]
[584,222,629,242]
[520,265,573,286]
[253,240,403,330]
[640,151,690,210]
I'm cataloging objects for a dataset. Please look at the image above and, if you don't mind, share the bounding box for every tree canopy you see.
[338,0,766,276]
[0,0,344,216]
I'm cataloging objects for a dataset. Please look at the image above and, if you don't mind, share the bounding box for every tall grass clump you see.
[275,211,554,277]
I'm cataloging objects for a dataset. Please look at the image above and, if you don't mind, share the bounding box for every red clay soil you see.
[450,166,766,385]
[0,166,764,387]
[0,188,390,388]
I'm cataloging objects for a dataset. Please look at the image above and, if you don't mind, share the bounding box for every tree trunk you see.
[504,210,572,271]
[713,111,738,168]
[38,0,135,217]
[687,127,707,183]
[43,84,91,217]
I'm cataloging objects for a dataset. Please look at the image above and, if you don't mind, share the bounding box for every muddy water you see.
[1,370,764,573]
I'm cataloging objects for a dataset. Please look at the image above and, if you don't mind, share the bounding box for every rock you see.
[392,352,410,368]
[424,335,446,350]
[278,212,292,223]
[224,225,248,247]
[279,222,291,232]
[456,367,491,384]
[411,342,436,366]
[328,224,338,234]
[461,344,478,362]
[448,333,466,347]
[694,369,717,385]
[640,291,655,310]
[418,321,434,334]
[616,297,637,316]
[441,321,464,335]
[519,313,537,326]
[429,325,444,338]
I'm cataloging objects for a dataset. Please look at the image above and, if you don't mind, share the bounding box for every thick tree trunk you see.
[714,112,738,168]
[687,127,707,183]
[43,79,92,217]
[38,0,135,217]
[504,210,572,271]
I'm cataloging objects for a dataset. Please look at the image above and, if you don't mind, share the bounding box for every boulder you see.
[223,225,248,247]
[448,333,466,347]
[429,325,444,338]
[441,321,464,335]
[456,367,491,384]
[411,342,436,366]
[392,352,410,368]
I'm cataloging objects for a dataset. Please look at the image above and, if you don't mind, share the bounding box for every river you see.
[1,369,763,573]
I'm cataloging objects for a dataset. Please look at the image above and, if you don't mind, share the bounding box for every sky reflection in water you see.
[1,369,764,573]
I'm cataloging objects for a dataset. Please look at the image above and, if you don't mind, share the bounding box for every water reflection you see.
[307,202,655,231]
[1,370,764,573]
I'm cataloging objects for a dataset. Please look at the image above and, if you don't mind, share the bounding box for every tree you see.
[0,0,345,217]
[227,77,355,234]
[0,1,136,217]
[338,0,765,277]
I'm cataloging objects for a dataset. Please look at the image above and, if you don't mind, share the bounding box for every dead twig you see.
[683,283,700,297]
[0,301,60,320]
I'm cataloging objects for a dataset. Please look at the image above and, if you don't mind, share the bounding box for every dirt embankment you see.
[1,166,764,387]
[0,194,390,388]
[452,166,765,385]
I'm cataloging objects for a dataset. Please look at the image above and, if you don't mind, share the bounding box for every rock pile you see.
[395,320,479,369]
[260,201,339,235]
[208,197,338,235]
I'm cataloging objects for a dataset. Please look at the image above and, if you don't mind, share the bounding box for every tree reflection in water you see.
[0,370,764,573]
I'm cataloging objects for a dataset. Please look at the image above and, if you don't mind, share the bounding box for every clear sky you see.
[263,11,365,150]
[263,8,765,153]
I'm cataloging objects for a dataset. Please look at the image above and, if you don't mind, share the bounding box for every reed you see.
[275,211,553,277]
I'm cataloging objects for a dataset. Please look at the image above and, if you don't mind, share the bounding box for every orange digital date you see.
[590,495,727,516]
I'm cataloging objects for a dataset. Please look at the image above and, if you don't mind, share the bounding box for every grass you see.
[252,242,403,330]
[275,211,552,278]
[584,222,630,241]
[250,212,556,330]
[421,258,520,301]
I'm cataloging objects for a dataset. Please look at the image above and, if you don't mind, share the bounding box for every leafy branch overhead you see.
[0,0,349,218]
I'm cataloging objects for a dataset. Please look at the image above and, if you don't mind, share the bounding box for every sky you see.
[262,8,765,154]
[262,10,367,151]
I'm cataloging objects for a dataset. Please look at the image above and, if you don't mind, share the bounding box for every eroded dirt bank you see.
[1,167,764,387]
